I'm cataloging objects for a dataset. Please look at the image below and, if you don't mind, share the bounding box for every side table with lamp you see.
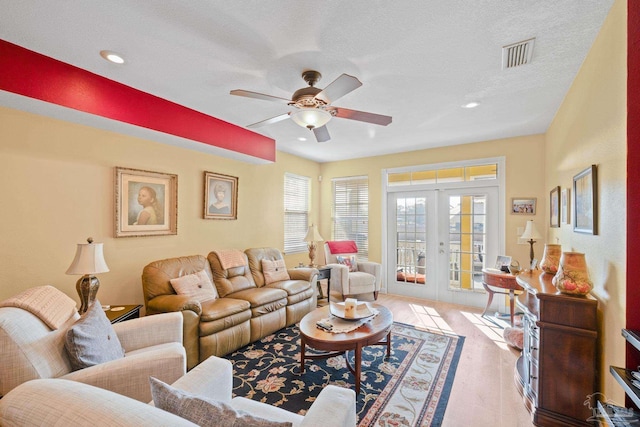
[303,224,324,267]
[104,304,143,324]
[65,237,109,314]
[481,220,542,326]
[67,237,143,322]
[481,268,522,327]
[304,224,331,305]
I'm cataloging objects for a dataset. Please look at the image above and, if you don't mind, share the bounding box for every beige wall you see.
[545,0,626,401]
[0,107,320,304]
[317,134,546,269]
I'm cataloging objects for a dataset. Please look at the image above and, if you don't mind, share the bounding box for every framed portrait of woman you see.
[115,167,178,237]
[204,171,238,220]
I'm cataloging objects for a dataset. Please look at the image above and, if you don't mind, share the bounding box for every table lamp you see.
[66,237,109,314]
[303,224,324,267]
[520,220,542,267]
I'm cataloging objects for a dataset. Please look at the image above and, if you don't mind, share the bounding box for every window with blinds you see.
[284,173,310,254]
[332,176,369,259]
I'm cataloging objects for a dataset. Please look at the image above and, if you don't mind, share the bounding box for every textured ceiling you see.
[0,1,614,163]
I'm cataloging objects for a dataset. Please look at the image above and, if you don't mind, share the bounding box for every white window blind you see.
[332,176,369,259]
[284,173,310,254]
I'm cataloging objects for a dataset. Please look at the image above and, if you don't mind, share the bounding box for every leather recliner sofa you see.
[142,249,317,370]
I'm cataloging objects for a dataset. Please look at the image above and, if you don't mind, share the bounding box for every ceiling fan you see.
[230,70,392,142]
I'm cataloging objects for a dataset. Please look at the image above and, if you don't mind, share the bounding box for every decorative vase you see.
[539,244,562,274]
[552,252,593,295]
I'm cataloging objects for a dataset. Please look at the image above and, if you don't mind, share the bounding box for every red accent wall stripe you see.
[628,1,640,370]
[0,39,275,162]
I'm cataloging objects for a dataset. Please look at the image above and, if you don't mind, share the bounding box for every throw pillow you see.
[170,270,218,302]
[336,255,358,272]
[261,259,290,285]
[149,376,293,427]
[65,299,125,371]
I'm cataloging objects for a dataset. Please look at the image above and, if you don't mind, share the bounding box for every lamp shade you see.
[304,224,324,243]
[290,108,332,130]
[66,238,109,275]
[520,220,542,240]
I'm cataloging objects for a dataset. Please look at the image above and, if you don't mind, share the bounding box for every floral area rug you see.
[226,322,464,426]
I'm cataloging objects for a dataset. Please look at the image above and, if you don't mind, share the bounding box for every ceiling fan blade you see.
[246,113,291,128]
[315,74,362,104]
[313,125,331,142]
[330,107,392,126]
[230,89,291,104]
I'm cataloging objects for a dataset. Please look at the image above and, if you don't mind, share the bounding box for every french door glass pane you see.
[449,195,486,291]
[395,196,426,285]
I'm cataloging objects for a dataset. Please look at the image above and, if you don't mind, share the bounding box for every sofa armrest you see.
[326,263,350,295]
[169,356,233,403]
[61,342,186,402]
[147,294,202,315]
[357,261,382,290]
[288,267,318,283]
[301,385,356,427]
[113,311,183,352]
[0,379,198,426]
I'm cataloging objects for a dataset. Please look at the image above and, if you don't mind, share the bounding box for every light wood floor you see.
[376,293,534,427]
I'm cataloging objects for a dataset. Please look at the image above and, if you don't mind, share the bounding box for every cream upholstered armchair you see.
[323,241,382,300]
[0,285,186,402]
[0,355,357,427]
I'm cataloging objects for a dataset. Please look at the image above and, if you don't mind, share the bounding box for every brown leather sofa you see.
[142,250,317,370]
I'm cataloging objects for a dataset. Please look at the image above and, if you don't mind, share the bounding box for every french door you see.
[387,186,501,310]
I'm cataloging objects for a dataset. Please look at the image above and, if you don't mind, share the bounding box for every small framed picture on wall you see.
[550,186,560,228]
[204,171,238,220]
[115,167,178,237]
[511,198,536,215]
[561,188,570,224]
[573,165,598,234]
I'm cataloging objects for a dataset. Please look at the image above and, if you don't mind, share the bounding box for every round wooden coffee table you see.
[299,304,393,394]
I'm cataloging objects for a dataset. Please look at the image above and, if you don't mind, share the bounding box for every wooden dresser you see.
[515,270,598,426]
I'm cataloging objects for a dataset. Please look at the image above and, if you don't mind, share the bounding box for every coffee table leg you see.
[300,336,306,373]
[355,344,362,394]
[386,331,391,358]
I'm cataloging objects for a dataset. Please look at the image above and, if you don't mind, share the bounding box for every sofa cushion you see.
[150,376,292,427]
[264,279,311,296]
[261,259,290,284]
[170,270,218,302]
[64,301,125,371]
[208,251,256,298]
[228,288,288,308]
[199,297,251,323]
[336,255,358,272]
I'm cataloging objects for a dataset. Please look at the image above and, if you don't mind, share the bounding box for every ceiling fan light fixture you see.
[290,108,331,130]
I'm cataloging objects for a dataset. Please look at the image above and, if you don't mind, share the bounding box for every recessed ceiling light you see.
[462,102,480,109]
[100,50,125,64]
[298,137,307,142]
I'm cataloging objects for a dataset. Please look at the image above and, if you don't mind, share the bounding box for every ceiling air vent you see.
[502,38,535,69]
